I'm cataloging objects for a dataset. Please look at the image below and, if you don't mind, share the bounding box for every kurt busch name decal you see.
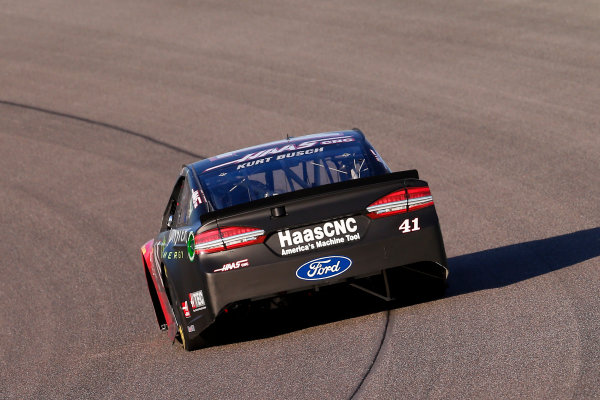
[267,216,368,256]
[296,256,352,281]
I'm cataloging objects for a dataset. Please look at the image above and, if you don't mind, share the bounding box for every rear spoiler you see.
[200,170,419,225]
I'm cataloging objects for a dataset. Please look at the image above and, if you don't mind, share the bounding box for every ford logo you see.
[295,256,352,281]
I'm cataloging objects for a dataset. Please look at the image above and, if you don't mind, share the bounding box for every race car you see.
[141,129,448,350]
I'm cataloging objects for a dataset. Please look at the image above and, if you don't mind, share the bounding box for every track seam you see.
[349,309,390,399]
[0,100,205,159]
[4,98,389,398]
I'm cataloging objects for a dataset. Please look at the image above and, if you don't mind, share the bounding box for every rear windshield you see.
[199,142,388,210]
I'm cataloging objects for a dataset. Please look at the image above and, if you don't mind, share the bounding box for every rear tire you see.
[163,265,207,351]
[177,324,208,351]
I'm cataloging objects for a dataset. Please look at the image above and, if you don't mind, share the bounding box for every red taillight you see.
[366,189,408,219]
[194,226,265,254]
[219,226,266,250]
[406,187,433,211]
[366,186,434,219]
[194,228,225,254]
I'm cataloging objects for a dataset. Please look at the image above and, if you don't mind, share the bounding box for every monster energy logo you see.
[187,231,195,261]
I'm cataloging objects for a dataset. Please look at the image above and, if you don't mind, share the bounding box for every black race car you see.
[141,129,448,350]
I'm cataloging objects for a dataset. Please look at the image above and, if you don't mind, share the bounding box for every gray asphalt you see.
[1,1,599,399]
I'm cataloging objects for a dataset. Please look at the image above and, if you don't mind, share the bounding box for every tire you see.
[163,265,206,351]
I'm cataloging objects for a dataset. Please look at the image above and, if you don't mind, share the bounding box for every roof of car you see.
[189,129,366,175]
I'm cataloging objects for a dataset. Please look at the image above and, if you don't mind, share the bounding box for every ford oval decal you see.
[296,256,352,281]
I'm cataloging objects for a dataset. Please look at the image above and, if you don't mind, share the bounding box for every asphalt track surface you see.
[1,1,599,399]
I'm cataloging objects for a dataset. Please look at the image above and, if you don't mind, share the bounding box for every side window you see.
[161,177,183,231]
[174,179,192,228]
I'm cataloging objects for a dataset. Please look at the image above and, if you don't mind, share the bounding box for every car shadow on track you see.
[447,227,600,296]
[199,227,600,348]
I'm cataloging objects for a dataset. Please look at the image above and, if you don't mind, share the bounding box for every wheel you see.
[178,325,188,350]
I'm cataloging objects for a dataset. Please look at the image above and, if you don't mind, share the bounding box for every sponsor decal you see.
[152,240,165,287]
[154,237,166,259]
[163,250,185,260]
[370,148,382,163]
[186,231,195,261]
[167,229,191,244]
[235,147,324,170]
[151,238,168,289]
[188,325,195,333]
[399,218,420,233]
[296,256,352,281]
[192,190,202,208]
[203,135,355,172]
[189,290,206,311]
[209,150,238,162]
[181,301,191,318]
[266,216,367,256]
[214,259,249,272]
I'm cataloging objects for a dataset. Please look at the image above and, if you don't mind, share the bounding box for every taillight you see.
[219,226,266,250]
[406,187,433,211]
[366,186,434,219]
[194,228,225,254]
[194,226,265,254]
[366,189,408,219]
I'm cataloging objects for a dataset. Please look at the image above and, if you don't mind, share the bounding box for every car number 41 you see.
[399,218,420,233]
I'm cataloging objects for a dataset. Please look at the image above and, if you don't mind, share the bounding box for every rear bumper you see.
[203,206,447,316]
